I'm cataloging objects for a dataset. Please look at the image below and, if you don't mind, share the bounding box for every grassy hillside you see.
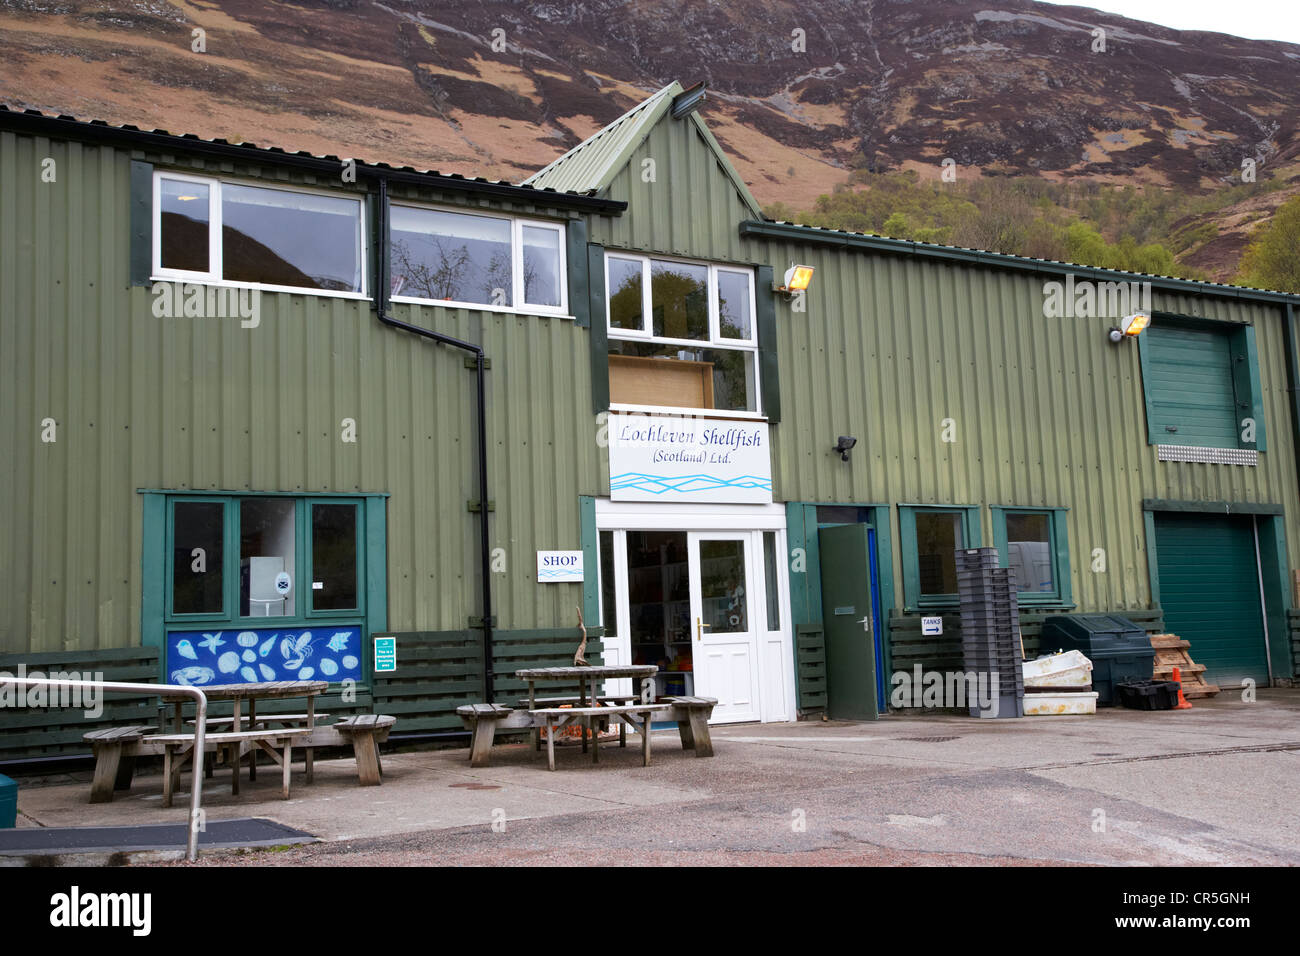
[767,165,1299,283]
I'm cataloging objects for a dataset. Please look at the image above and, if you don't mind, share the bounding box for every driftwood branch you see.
[573,605,589,667]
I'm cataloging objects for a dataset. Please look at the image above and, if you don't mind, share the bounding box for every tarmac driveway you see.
[13,689,1300,866]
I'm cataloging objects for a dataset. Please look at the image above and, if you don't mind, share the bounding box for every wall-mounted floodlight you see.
[832,435,857,462]
[1108,312,1151,344]
[775,263,815,295]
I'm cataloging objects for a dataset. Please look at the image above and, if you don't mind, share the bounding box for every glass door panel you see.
[625,531,692,696]
[689,532,760,722]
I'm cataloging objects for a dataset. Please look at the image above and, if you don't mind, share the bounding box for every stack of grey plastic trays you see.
[956,548,1025,718]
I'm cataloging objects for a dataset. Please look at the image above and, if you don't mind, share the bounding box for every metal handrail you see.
[0,676,208,862]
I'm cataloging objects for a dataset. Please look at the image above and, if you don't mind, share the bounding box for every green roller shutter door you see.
[1144,325,1239,448]
[1153,512,1271,687]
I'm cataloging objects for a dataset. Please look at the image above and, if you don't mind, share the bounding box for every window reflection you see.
[651,260,708,340]
[159,179,210,273]
[222,184,362,291]
[390,207,513,306]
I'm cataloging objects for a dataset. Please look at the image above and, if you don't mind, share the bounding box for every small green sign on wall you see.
[374,636,397,673]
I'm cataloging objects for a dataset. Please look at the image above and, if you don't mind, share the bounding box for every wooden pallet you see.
[1149,633,1220,698]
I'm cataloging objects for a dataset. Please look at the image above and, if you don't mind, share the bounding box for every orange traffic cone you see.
[1171,666,1193,710]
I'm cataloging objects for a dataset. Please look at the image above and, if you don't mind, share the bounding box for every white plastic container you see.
[1023,691,1099,716]
[1022,650,1093,687]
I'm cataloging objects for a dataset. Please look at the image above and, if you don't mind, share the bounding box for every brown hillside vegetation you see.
[1,0,1297,280]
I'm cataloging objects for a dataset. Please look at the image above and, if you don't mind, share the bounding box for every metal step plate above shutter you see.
[1153,512,1271,687]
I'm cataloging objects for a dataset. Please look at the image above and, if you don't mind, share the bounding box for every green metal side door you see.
[1153,512,1271,687]
[818,523,879,720]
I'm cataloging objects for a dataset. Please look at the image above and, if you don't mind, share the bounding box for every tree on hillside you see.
[1236,195,1300,293]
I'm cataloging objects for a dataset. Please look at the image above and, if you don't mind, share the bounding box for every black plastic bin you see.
[1038,614,1154,706]
[1116,679,1180,711]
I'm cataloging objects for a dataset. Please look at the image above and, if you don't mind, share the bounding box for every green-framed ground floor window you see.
[991,506,1071,606]
[141,491,388,687]
[900,505,981,610]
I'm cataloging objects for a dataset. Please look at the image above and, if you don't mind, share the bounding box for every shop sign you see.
[608,413,772,504]
[537,551,584,582]
[922,616,943,636]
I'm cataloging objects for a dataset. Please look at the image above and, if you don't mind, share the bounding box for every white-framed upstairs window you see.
[151,171,367,297]
[605,252,760,417]
[388,204,568,316]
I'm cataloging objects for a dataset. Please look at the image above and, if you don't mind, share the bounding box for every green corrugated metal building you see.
[2,80,1299,757]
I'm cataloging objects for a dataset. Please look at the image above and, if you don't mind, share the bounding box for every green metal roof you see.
[525,82,681,194]
[740,219,1300,307]
[524,81,764,217]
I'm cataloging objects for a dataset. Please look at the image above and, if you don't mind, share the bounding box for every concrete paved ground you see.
[12,690,1300,865]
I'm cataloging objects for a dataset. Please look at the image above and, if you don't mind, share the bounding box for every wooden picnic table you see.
[160,679,328,731]
[515,665,659,761]
[515,665,659,709]
[158,680,328,785]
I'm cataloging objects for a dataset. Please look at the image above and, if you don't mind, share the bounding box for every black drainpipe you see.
[370,177,495,703]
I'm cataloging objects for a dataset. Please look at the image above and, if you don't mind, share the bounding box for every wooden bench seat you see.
[144,729,312,805]
[458,697,717,770]
[457,704,516,768]
[333,715,397,786]
[189,713,330,727]
[664,696,718,758]
[83,725,156,804]
[532,703,671,770]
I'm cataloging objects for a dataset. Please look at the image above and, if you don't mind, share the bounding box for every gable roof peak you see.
[522,80,763,217]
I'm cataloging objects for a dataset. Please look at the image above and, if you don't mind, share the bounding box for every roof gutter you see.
[0,108,626,216]
[739,219,1300,308]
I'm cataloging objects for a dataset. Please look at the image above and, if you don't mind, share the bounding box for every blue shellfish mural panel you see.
[166,627,363,686]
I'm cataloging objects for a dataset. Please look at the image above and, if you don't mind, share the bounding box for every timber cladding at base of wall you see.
[887,607,1165,702]
[372,628,605,735]
[1289,610,1300,680]
[795,624,827,713]
[0,629,603,763]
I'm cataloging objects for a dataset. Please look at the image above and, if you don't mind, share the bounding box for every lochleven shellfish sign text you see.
[608,413,772,503]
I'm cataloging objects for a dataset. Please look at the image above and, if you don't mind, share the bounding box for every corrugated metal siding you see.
[0,130,597,655]
[586,112,1299,618]
[759,240,1299,613]
[592,116,759,264]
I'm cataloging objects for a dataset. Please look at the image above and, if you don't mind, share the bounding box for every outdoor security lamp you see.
[833,435,857,461]
[775,263,815,295]
[1108,311,1151,344]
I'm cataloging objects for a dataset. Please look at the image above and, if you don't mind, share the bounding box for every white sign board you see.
[537,550,584,583]
[608,413,772,504]
[921,616,943,636]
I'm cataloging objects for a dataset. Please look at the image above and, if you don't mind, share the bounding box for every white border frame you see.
[152,170,368,298]
[389,202,569,318]
[593,499,794,723]
[604,251,762,417]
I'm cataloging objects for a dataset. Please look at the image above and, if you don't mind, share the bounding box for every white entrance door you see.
[688,532,760,723]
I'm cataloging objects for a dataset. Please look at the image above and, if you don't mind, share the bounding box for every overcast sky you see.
[1034,0,1300,45]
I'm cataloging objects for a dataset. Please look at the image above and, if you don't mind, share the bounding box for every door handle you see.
[697,617,710,641]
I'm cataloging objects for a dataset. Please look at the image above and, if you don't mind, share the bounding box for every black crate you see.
[960,607,1016,621]
[1116,679,1180,711]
